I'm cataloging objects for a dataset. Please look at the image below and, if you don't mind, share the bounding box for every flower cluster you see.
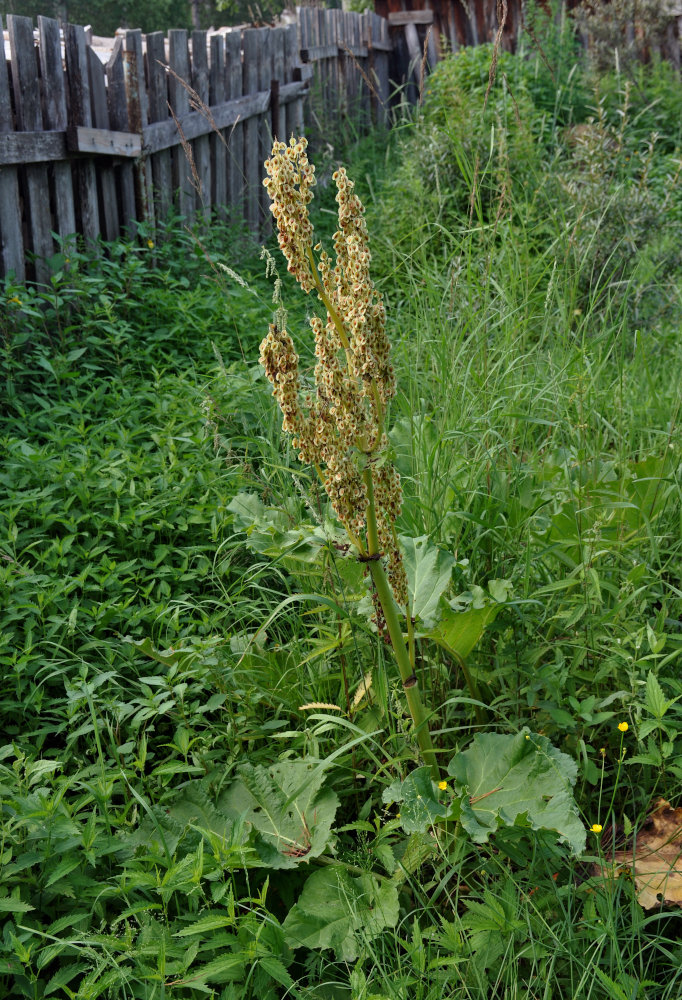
[263,138,316,292]
[260,137,407,607]
[331,167,395,405]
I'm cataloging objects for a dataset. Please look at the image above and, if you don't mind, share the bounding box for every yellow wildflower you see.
[591,824,603,834]
[147,239,154,249]
[618,722,629,733]
[438,781,448,791]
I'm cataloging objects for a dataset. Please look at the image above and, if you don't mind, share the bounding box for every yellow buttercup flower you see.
[438,781,448,791]
[591,824,603,834]
[618,722,629,733]
[147,239,154,249]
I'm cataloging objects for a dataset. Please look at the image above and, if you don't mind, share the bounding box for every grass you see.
[1,26,682,999]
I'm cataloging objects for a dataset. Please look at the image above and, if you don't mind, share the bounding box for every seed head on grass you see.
[260,137,407,607]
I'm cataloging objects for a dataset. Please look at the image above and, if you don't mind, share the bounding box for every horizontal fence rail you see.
[0,8,395,283]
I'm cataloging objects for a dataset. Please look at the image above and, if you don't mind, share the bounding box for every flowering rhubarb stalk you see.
[260,137,438,778]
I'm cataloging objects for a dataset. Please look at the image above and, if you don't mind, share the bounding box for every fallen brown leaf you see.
[595,799,682,909]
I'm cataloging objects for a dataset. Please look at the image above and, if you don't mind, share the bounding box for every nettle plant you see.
[256,137,587,857]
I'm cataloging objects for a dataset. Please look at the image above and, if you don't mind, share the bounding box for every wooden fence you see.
[0,8,392,284]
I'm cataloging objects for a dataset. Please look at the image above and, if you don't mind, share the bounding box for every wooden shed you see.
[373,0,526,83]
[375,0,682,89]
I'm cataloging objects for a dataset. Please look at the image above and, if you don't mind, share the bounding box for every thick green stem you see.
[304,244,438,777]
[363,468,439,780]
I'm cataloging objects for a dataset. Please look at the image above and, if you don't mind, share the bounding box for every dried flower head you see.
[263,137,316,292]
[260,138,407,608]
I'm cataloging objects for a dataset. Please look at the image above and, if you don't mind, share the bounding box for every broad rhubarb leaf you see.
[218,759,338,869]
[400,535,455,626]
[448,730,586,854]
[282,866,399,961]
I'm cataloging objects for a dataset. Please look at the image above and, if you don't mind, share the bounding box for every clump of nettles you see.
[260,137,407,610]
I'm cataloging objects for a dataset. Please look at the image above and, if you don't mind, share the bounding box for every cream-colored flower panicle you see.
[263,138,316,292]
[260,137,407,610]
[332,167,395,406]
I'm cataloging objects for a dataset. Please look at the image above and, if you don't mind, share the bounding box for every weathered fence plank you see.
[257,28,272,235]
[209,34,227,219]
[0,15,24,281]
[284,23,304,140]
[146,32,173,222]
[106,37,137,232]
[38,16,77,242]
[225,29,244,216]
[125,29,154,232]
[0,132,67,165]
[8,15,53,284]
[0,8,404,281]
[271,27,286,143]
[168,29,195,221]
[86,45,120,241]
[242,27,261,235]
[191,30,211,218]
[370,13,391,126]
[143,89,273,152]
[65,22,101,246]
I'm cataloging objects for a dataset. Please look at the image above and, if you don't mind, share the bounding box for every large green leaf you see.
[424,603,499,661]
[282,866,399,961]
[228,492,322,563]
[382,766,451,834]
[447,730,586,854]
[218,759,338,869]
[400,535,455,626]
